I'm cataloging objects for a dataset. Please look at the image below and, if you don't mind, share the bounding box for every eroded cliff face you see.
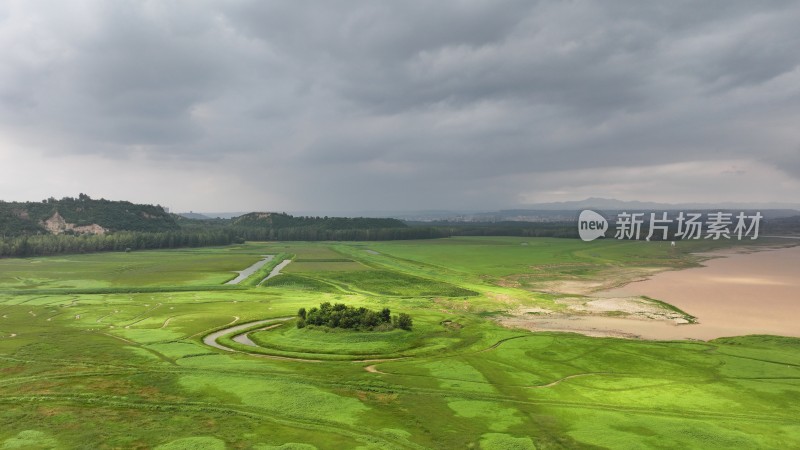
[40,212,107,235]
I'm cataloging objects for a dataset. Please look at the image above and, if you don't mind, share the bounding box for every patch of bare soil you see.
[499,315,687,340]
[496,264,690,334]
[486,292,520,306]
[523,267,665,295]
[364,365,384,374]
[557,297,690,323]
[40,212,106,235]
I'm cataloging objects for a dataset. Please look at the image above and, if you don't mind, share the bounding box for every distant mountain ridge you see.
[178,198,800,222]
[515,197,800,211]
[0,194,178,237]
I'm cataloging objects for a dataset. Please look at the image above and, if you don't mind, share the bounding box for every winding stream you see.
[202,317,290,351]
[225,255,274,285]
[258,259,292,285]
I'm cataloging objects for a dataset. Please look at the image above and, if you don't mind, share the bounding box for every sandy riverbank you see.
[507,245,800,340]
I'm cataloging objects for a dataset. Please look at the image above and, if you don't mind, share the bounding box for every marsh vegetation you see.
[0,237,798,448]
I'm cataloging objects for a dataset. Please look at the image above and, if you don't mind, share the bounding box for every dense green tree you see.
[398,313,413,331]
[380,308,391,323]
[298,303,409,331]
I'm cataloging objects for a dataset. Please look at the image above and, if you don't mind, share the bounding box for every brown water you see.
[513,245,800,340]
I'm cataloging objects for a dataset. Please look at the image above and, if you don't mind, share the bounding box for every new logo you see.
[578,210,608,242]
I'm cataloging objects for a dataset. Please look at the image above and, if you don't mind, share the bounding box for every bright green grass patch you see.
[175,354,295,374]
[179,374,370,426]
[1,430,59,449]
[480,433,536,450]
[154,436,226,450]
[418,359,497,393]
[2,238,800,449]
[111,327,183,344]
[0,244,277,290]
[285,261,370,273]
[219,326,464,361]
[254,444,318,450]
[249,324,422,356]
[556,408,800,450]
[253,243,345,260]
[146,342,214,359]
[216,312,487,360]
[360,236,761,279]
[308,270,477,297]
[447,400,524,432]
[260,274,341,293]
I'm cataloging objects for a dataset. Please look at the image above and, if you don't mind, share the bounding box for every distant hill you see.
[178,212,213,220]
[763,215,800,236]
[0,194,179,237]
[516,197,800,212]
[231,212,407,230]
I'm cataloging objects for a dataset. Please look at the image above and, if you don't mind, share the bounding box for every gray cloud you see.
[0,0,799,211]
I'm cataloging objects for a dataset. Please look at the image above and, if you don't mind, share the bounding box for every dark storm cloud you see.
[1,0,799,210]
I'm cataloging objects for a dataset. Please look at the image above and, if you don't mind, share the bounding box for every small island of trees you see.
[297,302,412,331]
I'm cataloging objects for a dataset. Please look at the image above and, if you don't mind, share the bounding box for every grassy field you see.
[0,245,267,290]
[0,238,798,449]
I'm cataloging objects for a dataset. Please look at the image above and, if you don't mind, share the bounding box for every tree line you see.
[0,229,241,258]
[231,226,449,241]
[297,302,412,331]
[0,222,582,258]
[233,212,407,230]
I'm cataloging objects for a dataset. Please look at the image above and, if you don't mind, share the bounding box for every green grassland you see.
[0,238,798,449]
[0,245,268,290]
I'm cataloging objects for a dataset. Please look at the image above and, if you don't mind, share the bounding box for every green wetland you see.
[0,238,798,449]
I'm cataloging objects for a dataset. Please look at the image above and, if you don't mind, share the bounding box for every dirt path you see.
[101,332,138,346]
[364,365,385,374]
[226,255,274,285]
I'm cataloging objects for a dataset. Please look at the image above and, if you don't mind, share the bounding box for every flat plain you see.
[0,237,799,449]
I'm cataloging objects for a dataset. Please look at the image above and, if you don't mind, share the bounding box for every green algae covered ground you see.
[0,238,798,449]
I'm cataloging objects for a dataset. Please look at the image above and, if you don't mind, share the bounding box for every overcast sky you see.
[1,1,799,213]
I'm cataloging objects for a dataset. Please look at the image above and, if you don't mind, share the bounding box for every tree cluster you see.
[227,212,436,241]
[296,302,412,331]
[0,229,241,257]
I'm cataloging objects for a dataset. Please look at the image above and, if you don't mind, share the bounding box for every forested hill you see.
[0,194,178,236]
